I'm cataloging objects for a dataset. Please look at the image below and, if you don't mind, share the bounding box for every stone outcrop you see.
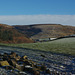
[0,52,50,75]
[0,61,9,66]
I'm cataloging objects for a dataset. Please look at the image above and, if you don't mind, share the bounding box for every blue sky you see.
[0,0,75,15]
[0,0,75,25]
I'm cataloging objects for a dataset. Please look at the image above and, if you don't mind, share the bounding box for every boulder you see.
[11,51,16,55]
[24,60,31,66]
[15,55,21,61]
[28,60,37,67]
[19,71,27,75]
[33,70,40,75]
[31,68,40,75]
[35,65,41,70]
[24,66,40,75]
[0,61,10,66]
[46,69,51,74]
[8,59,17,67]
[35,64,47,71]
[10,52,16,58]
[24,60,37,67]
[3,53,8,57]
[24,65,33,72]
[16,64,24,71]
[21,55,28,60]
[24,65,40,75]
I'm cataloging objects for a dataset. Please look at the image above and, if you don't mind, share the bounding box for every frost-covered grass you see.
[0,38,75,55]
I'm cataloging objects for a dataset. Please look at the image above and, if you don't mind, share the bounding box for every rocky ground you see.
[0,46,75,75]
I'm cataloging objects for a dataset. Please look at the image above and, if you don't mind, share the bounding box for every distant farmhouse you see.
[34,34,75,42]
[34,38,57,42]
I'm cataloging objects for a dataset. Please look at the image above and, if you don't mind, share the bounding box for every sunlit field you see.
[0,37,75,56]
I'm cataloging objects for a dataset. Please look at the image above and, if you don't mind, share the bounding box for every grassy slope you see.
[14,24,75,39]
[0,38,75,55]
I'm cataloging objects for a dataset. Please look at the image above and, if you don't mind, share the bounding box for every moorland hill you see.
[0,24,34,43]
[13,24,75,39]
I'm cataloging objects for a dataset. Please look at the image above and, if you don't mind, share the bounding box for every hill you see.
[13,24,75,39]
[0,24,34,43]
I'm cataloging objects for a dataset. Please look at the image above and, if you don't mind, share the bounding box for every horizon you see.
[0,0,75,26]
[1,23,75,27]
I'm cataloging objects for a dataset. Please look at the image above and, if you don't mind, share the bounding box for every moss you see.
[0,61,10,66]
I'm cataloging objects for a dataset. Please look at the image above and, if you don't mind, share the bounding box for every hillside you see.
[13,24,75,39]
[1,37,75,55]
[0,24,34,43]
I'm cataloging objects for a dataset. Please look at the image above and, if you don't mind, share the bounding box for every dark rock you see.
[2,66,14,70]
[3,56,9,61]
[15,55,21,61]
[40,54,46,58]
[17,61,24,65]
[46,69,51,74]
[0,55,3,61]
[41,65,47,71]
[11,51,16,55]
[33,70,40,75]
[24,60,31,66]
[24,65,32,71]
[8,59,17,67]
[35,64,41,70]
[35,64,47,71]
[31,68,40,75]
[21,55,28,60]
[10,51,16,58]
[0,55,3,59]
[24,66,40,75]
[0,53,2,56]
[28,60,37,67]
[3,53,8,57]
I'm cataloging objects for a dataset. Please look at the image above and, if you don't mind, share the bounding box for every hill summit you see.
[13,24,75,39]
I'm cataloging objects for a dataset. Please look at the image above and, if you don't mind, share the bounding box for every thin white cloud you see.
[0,15,75,26]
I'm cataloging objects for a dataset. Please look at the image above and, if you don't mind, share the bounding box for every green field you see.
[0,37,75,56]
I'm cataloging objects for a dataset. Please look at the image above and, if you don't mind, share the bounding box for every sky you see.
[0,0,75,26]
